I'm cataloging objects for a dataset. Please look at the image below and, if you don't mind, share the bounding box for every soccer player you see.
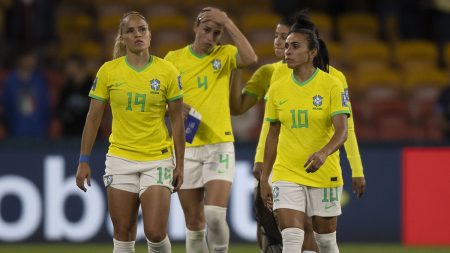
[164,7,257,253]
[260,21,350,253]
[229,15,320,253]
[75,11,185,253]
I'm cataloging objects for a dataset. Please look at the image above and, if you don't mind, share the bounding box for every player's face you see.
[284,32,316,69]
[274,24,289,59]
[194,20,222,54]
[121,15,151,54]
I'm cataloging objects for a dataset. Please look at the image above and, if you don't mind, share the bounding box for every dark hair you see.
[288,10,330,72]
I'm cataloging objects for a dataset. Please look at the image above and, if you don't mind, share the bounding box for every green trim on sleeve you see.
[167,94,183,102]
[265,118,279,122]
[243,90,260,98]
[89,94,107,103]
[331,110,350,117]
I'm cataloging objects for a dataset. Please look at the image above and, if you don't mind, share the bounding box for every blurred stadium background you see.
[1,0,450,252]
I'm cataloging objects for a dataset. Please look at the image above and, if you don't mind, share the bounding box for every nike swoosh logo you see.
[113,82,126,87]
[325,203,336,209]
[279,99,288,105]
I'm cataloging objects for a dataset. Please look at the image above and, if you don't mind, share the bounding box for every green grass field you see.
[1,243,450,253]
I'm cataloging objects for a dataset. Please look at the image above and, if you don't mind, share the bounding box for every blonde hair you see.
[112,11,148,59]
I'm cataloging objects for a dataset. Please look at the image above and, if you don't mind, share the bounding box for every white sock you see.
[303,251,317,253]
[186,228,208,253]
[204,205,229,253]
[315,231,339,253]
[146,235,171,253]
[113,239,135,253]
[281,228,304,253]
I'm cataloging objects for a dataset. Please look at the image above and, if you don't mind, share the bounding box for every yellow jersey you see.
[165,44,238,147]
[265,69,350,188]
[89,56,183,161]
[256,64,364,177]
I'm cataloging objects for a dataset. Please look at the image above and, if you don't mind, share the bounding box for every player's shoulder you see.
[165,45,189,60]
[317,69,341,88]
[101,56,125,70]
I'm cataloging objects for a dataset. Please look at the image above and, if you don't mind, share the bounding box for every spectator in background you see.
[2,48,50,138]
[57,55,93,137]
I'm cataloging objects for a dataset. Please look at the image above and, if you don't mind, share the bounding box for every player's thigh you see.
[272,181,307,230]
[140,185,171,232]
[107,186,140,230]
[105,155,141,228]
[204,180,232,207]
[307,186,342,233]
[178,188,204,218]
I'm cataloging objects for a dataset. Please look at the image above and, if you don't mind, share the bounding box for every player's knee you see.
[112,221,135,240]
[144,229,166,243]
[315,231,338,252]
[184,211,206,230]
[281,228,304,249]
[204,205,227,229]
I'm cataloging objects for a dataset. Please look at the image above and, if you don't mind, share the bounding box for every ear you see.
[310,48,318,59]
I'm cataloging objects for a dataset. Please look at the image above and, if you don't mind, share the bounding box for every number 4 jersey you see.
[89,56,183,161]
[164,45,238,147]
[265,68,350,188]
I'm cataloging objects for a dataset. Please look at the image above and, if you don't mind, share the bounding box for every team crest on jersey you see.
[211,59,222,72]
[272,186,280,202]
[313,95,323,107]
[103,175,113,188]
[342,88,350,107]
[150,79,160,91]
[91,77,97,91]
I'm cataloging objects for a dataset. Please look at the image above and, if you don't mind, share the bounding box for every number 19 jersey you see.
[89,56,183,161]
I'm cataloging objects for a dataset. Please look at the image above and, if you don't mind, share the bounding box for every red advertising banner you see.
[403,147,450,245]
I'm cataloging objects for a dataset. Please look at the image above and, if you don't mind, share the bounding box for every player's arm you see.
[344,112,366,198]
[76,99,106,192]
[229,69,259,115]
[304,114,348,173]
[201,7,257,67]
[260,121,280,210]
[168,98,185,191]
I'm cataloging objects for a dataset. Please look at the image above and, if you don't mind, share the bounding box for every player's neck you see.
[293,65,316,82]
[126,51,151,69]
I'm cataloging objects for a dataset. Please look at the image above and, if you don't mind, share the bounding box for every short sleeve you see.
[165,62,183,102]
[265,85,279,122]
[330,79,351,117]
[224,45,238,71]
[89,63,109,103]
[243,64,274,101]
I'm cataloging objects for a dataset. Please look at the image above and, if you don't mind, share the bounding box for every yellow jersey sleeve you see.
[243,64,275,100]
[330,66,364,177]
[165,62,183,102]
[89,63,110,102]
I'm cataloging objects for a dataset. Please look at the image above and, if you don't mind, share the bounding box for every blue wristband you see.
[79,155,90,163]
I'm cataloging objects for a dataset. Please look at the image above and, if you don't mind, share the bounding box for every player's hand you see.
[182,103,191,121]
[260,178,273,211]
[76,163,91,192]
[252,162,263,180]
[352,177,366,198]
[200,7,229,25]
[304,150,327,173]
[172,165,184,192]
